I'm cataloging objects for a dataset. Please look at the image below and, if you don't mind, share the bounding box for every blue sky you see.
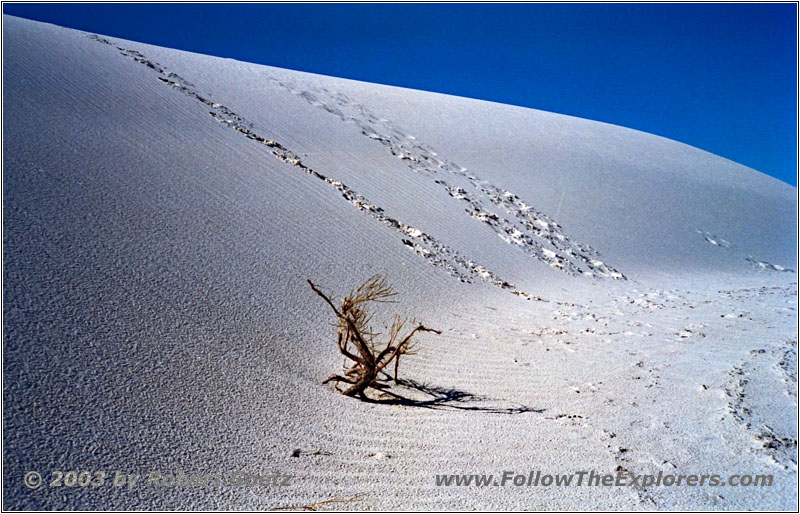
[4,3,797,186]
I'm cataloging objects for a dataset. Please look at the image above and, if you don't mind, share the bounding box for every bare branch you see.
[376,325,441,371]
[307,279,343,318]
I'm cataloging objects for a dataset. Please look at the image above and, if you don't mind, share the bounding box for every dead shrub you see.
[307,275,441,399]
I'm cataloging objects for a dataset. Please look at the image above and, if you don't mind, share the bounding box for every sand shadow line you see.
[363,377,544,415]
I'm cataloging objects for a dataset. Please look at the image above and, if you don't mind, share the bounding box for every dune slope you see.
[3,16,797,510]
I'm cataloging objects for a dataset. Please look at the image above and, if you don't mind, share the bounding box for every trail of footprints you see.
[89,34,539,299]
[696,230,731,249]
[269,78,624,280]
[725,343,798,470]
[89,34,795,288]
[95,35,627,288]
[696,229,793,272]
[718,283,798,301]
[745,256,794,273]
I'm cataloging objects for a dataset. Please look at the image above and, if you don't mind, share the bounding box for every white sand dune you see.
[3,16,797,510]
